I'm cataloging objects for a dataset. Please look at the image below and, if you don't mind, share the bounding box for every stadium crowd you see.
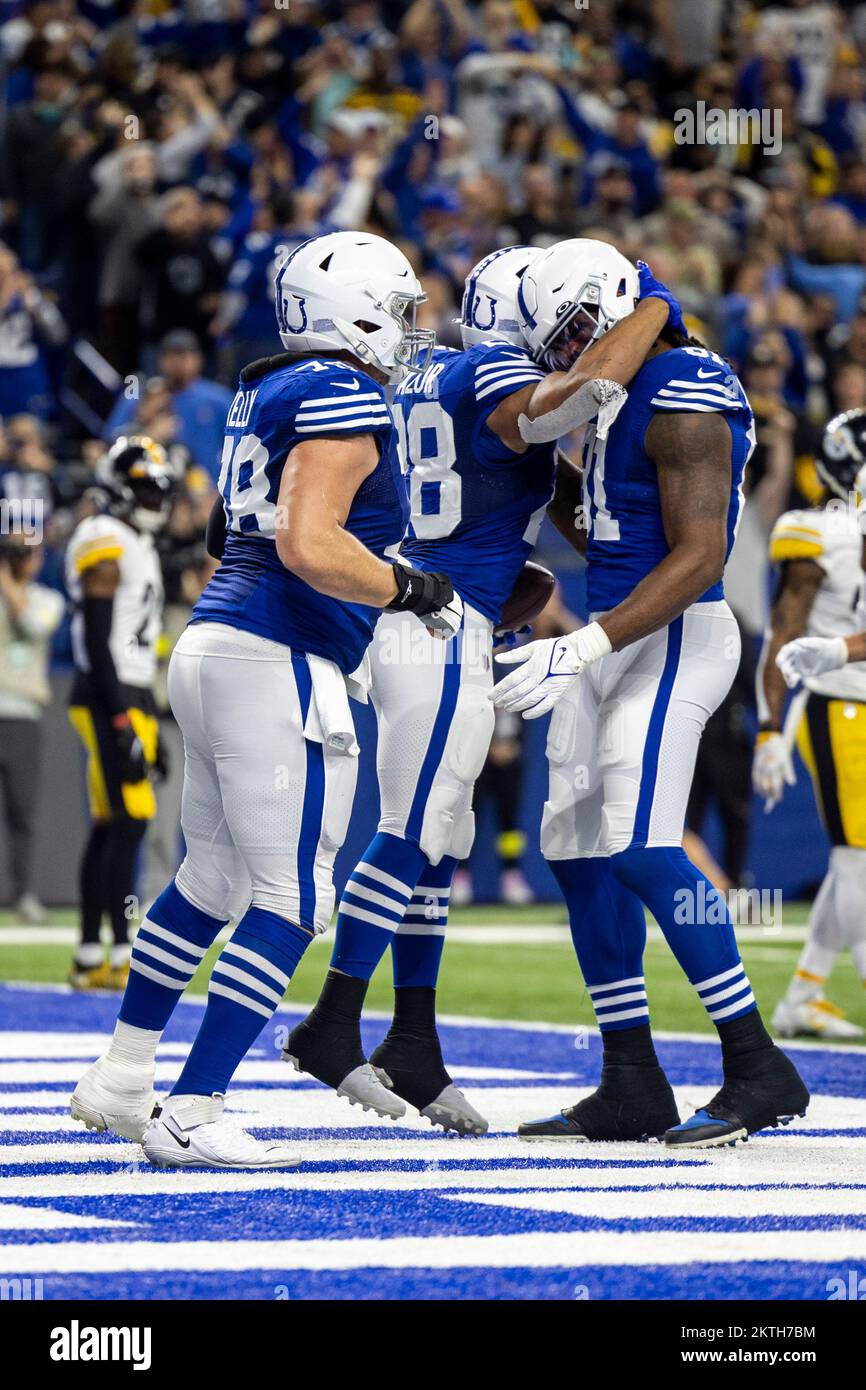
[2,0,866,907]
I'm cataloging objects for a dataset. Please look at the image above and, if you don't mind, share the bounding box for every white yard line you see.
[0,923,810,947]
[3,1228,866,1275]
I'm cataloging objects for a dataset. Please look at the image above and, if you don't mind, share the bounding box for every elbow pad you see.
[518,378,628,445]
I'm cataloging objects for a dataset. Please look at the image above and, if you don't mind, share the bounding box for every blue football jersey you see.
[583,345,755,613]
[394,343,556,623]
[192,357,407,674]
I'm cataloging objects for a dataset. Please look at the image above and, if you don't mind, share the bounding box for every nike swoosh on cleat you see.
[164,1121,191,1149]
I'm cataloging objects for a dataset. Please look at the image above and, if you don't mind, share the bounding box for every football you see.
[495,560,556,636]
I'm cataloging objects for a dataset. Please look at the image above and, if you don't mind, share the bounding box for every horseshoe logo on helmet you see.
[282,294,308,334]
[472,293,497,331]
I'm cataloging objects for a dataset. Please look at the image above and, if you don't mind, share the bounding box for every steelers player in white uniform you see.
[66,437,172,990]
[755,408,866,1038]
[495,246,809,1148]
[288,243,677,1136]
[71,233,462,1170]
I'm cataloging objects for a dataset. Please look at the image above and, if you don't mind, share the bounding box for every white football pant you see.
[543,601,740,859]
[168,622,358,932]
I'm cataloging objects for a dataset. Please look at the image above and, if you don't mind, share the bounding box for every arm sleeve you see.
[82,594,125,717]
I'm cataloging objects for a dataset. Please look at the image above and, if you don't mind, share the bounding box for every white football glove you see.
[492,622,612,720]
[776,635,849,688]
[752,732,796,812]
[424,592,463,640]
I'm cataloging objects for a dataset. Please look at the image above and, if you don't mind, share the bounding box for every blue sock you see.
[171,906,312,1097]
[119,880,226,1032]
[610,846,756,1024]
[549,857,649,1032]
[331,832,427,981]
[392,855,456,989]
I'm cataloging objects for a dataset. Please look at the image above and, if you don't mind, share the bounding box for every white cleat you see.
[70,1055,158,1142]
[773,995,864,1040]
[420,1083,489,1137]
[142,1094,302,1170]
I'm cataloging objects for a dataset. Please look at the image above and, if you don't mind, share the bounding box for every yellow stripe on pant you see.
[68,705,158,821]
[797,696,866,848]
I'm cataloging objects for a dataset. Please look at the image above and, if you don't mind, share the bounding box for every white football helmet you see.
[517,238,639,370]
[275,231,433,384]
[460,245,543,348]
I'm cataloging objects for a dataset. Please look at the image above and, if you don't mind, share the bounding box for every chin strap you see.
[518,378,628,445]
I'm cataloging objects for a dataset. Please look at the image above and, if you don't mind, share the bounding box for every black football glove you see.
[112,718,148,784]
[385,563,463,637]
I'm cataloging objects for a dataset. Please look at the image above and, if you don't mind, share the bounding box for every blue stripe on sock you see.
[405,633,463,843]
[292,654,326,933]
[133,926,202,971]
[118,879,226,1031]
[339,888,406,924]
[630,616,683,848]
[146,880,225,946]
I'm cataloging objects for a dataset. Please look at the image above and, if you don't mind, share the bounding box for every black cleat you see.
[370,1030,488,1136]
[518,1062,680,1142]
[664,1043,809,1149]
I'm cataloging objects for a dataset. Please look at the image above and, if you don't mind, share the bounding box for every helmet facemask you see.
[538,301,606,371]
[336,286,434,383]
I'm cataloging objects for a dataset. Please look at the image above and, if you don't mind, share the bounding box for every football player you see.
[71,231,461,1169]
[757,409,866,1038]
[287,242,677,1135]
[495,242,810,1148]
[66,437,173,990]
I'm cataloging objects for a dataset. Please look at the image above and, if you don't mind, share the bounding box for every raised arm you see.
[487,297,669,453]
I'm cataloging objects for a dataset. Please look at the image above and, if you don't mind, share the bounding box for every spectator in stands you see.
[0,243,66,419]
[89,142,161,376]
[136,186,226,357]
[0,414,57,520]
[104,331,232,483]
[0,534,64,922]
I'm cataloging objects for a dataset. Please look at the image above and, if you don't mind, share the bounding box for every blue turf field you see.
[1,983,865,1300]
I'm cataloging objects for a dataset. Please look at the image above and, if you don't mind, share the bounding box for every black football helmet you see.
[96,436,175,532]
[816,409,866,501]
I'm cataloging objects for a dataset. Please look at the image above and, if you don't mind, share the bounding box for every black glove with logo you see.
[385,563,463,637]
[385,563,452,616]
